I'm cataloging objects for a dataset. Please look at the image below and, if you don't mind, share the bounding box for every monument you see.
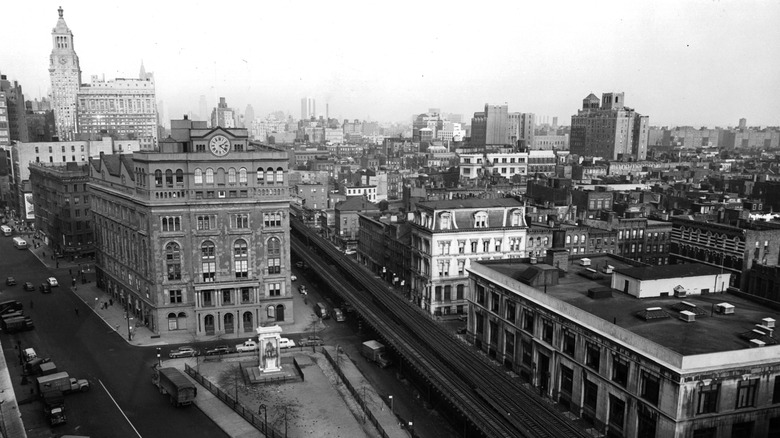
[257,325,283,373]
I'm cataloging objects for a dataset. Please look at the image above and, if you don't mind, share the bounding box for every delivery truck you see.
[152,366,197,407]
[2,315,34,333]
[43,390,66,426]
[36,372,90,395]
[361,340,391,368]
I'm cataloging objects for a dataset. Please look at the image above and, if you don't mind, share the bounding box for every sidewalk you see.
[17,235,405,438]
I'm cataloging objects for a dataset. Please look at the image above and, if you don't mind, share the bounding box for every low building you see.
[612,263,730,298]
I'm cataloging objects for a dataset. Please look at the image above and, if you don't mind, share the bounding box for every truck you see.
[36,372,90,395]
[361,340,391,368]
[235,339,258,352]
[152,366,197,407]
[43,390,66,426]
[2,315,34,333]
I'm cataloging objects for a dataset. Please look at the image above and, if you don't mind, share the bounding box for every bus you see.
[12,237,27,249]
[0,225,11,236]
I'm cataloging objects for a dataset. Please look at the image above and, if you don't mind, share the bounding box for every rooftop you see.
[482,255,780,356]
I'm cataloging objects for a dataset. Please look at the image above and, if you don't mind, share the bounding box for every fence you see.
[185,363,284,437]
[322,348,397,438]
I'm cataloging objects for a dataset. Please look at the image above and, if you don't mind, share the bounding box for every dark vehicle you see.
[168,346,199,358]
[295,261,304,268]
[23,282,35,291]
[204,345,231,356]
[2,315,34,333]
[342,301,355,313]
[6,276,16,286]
[299,336,324,347]
[40,283,52,294]
[43,390,66,426]
[0,300,23,314]
[152,366,197,407]
[298,284,307,295]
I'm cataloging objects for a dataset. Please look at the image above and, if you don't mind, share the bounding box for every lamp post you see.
[408,420,414,435]
[258,404,267,434]
[389,395,393,413]
[125,307,132,341]
[156,348,161,367]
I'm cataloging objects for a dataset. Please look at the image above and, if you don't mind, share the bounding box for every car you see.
[295,261,304,268]
[5,277,16,286]
[46,277,59,287]
[344,249,356,255]
[204,345,231,356]
[39,283,52,294]
[290,274,297,282]
[23,282,35,291]
[169,346,199,358]
[342,301,355,313]
[298,336,324,347]
[298,284,307,295]
[279,338,296,349]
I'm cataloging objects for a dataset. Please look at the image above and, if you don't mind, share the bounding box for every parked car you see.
[290,274,297,282]
[46,277,59,287]
[23,282,35,291]
[298,285,307,295]
[39,283,52,294]
[204,345,231,356]
[298,336,324,347]
[169,346,199,358]
[5,277,16,286]
[279,338,296,349]
[295,261,304,268]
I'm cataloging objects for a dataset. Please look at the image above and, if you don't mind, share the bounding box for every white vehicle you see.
[235,339,257,352]
[279,338,296,349]
[1,225,11,236]
[47,277,59,287]
[12,237,27,249]
[290,274,297,282]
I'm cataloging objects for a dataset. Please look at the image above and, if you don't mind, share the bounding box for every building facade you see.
[409,198,528,316]
[211,97,236,129]
[49,7,81,141]
[570,92,649,161]
[89,118,293,339]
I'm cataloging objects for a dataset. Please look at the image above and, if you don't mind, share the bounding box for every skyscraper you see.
[48,7,82,141]
[211,97,236,128]
[471,104,534,148]
[301,97,315,120]
[570,92,649,160]
[244,104,255,129]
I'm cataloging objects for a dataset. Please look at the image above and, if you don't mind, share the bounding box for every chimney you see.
[545,248,569,272]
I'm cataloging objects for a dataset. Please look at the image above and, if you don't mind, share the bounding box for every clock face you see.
[209,135,230,156]
[59,56,67,65]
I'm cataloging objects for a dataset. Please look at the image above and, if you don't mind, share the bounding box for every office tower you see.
[211,97,236,128]
[244,104,255,128]
[198,95,208,121]
[570,92,649,160]
[472,104,534,148]
[0,73,29,142]
[301,97,315,120]
[739,118,747,130]
[76,68,158,150]
[49,7,82,141]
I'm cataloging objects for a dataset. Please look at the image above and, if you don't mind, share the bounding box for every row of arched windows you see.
[146,167,286,187]
[164,237,283,282]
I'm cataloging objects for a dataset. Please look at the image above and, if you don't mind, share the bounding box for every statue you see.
[263,340,278,369]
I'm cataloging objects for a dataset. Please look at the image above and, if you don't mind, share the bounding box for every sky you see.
[2,0,779,127]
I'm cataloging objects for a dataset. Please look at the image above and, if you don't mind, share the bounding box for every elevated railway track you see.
[291,220,590,438]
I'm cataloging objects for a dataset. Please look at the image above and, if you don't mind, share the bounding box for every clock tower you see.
[49,6,81,141]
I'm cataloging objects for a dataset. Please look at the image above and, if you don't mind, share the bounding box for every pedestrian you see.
[69,269,72,275]
[42,251,45,258]
[29,300,33,310]
[109,298,113,306]
[74,308,79,317]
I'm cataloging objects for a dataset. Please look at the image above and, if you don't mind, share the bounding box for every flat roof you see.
[482,255,780,355]
[615,263,722,281]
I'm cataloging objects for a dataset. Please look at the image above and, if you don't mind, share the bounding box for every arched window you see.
[201,241,216,282]
[165,169,173,187]
[194,168,203,184]
[175,169,184,184]
[239,168,247,184]
[266,168,274,184]
[154,170,163,186]
[205,168,214,184]
[204,314,215,335]
[511,209,524,226]
[256,167,264,183]
[234,239,248,278]
[474,211,488,228]
[275,167,284,184]
[242,311,253,332]
[224,313,234,334]
[267,237,281,274]
[228,168,236,184]
[167,312,178,331]
[177,312,187,330]
[165,242,181,280]
[267,305,276,318]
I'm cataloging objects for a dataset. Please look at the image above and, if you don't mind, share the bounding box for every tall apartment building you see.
[49,7,82,141]
[570,92,649,161]
[301,97,315,120]
[409,198,528,316]
[76,70,158,150]
[88,117,293,339]
[210,97,236,129]
[467,256,780,437]
[471,104,535,148]
[29,162,93,257]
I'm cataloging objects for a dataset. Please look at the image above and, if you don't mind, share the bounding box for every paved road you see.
[0,235,228,438]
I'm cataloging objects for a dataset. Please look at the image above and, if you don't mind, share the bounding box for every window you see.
[256,167,265,183]
[458,240,465,254]
[194,168,203,184]
[161,216,181,232]
[267,237,281,274]
[241,287,251,303]
[233,213,249,229]
[692,428,716,438]
[202,290,213,306]
[697,383,719,414]
[505,301,516,324]
[456,284,465,300]
[175,169,183,184]
[228,168,236,184]
[583,379,598,410]
[269,283,281,297]
[522,310,534,334]
[641,371,660,406]
[562,330,576,356]
[482,240,489,252]
[474,211,488,228]
[169,290,182,304]
[490,292,499,313]
[197,215,213,230]
[165,243,181,280]
[470,241,478,252]
[731,422,754,438]
[205,168,214,184]
[736,378,758,409]
[201,241,216,282]
[542,319,554,343]
[222,289,232,304]
[264,212,282,227]
[560,365,573,396]
[774,376,780,404]
[612,356,629,387]
[608,394,625,432]
[165,169,173,186]
[585,343,600,371]
[239,168,247,183]
[154,170,163,186]
[521,340,532,366]
[275,168,283,184]
[475,285,485,305]
[234,239,248,278]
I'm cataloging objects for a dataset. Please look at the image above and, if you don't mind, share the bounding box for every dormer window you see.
[511,209,524,227]
[440,212,452,230]
[474,211,488,228]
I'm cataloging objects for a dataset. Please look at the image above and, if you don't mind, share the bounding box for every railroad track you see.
[291,222,589,438]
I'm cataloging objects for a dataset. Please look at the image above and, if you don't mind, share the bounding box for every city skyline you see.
[2,0,779,127]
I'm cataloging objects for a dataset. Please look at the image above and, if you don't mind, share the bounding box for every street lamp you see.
[156,348,161,367]
[408,420,414,434]
[389,395,393,413]
[258,404,267,434]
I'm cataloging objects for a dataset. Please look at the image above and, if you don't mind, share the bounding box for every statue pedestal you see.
[256,325,283,373]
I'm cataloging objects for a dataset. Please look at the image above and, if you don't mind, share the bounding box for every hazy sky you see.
[2,0,779,127]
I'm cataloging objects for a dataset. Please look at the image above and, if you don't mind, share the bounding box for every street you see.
[0,235,228,438]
